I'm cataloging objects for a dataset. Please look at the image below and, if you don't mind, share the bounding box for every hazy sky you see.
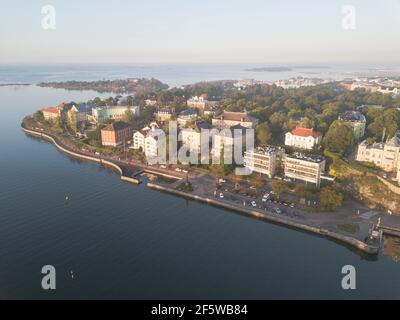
[1,0,400,64]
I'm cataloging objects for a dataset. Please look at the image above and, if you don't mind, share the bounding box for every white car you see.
[160,165,167,169]
[275,208,282,214]
[262,193,271,202]
[219,178,227,184]
[219,193,224,199]
[175,168,182,172]
[251,201,257,207]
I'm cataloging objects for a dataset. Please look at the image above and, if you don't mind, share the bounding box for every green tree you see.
[318,186,343,211]
[256,122,273,145]
[270,180,288,200]
[323,120,355,154]
[33,111,44,123]
[368,108,400,140]
[122,107,136,127]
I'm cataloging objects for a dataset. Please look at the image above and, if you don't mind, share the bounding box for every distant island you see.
[244,67,292,72]
[244,66,330,73]
[0,83,31,87]
[37,78,169,94]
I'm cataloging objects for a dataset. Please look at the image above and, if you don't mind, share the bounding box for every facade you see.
[212,111,259,129]
[41,102,66,120]
[177,109,198,127]
[212,124,247,158]
[92,106,140,123]
[244,147,281,178]
[187,96,210,109]
[67,103,93,123]
[155,108,174,122]
[338,111,366,140]
[356,134,400,172]
[180,121,212,154]
[132,128,151,150]
[285,127,322,150]
[284,153,326,188]
[144,128,166,160]
[100,121,133,147]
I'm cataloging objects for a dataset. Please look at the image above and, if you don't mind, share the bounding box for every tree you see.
[256,122,273,145]
[298,117,314,129]
[368,108,400,140]
[323,120,355,154]
[33,111,44,123]
[67,110,78,135]
[252,175,265,195]
[270,180,287,200]
[318,186,344,211]
[122,107,136,127]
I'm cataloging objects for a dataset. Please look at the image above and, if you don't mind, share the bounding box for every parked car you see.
[219,193,224,199]
[262,193,271,202]
[251,201,257,207]
[290,203,295,208]
[275,208,282,214]
[160,165,167,169]
[175,168,182,172]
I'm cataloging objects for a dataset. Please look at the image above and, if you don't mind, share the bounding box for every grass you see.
[337,224,360,234]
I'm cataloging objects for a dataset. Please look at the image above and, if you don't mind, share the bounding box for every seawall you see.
[147,183,380,256]
[22,126,141,185]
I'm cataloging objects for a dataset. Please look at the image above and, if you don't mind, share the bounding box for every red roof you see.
[42,107,59,114]
[291,127,321,138]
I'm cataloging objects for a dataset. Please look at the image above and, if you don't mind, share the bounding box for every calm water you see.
[1,71,400,299]
[1,63,396,87]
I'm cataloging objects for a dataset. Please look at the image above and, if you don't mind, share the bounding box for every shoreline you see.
[147,183,381,256]
[22,125,381,256]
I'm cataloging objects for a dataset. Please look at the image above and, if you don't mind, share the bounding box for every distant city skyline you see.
[1,0,400,64]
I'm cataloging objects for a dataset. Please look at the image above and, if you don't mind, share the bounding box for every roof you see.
[42,107,59,114]
[339,111,366,123]
[214,111,257,123]
[286,152,326,164]
[102,121,132,132]
[195,120,212,131]
[179,108,198,117]
[290,127,322,138]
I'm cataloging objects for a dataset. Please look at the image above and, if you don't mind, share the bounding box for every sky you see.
[0,0,400,65]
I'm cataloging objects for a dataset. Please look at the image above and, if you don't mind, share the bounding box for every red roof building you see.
[285,127,322,150]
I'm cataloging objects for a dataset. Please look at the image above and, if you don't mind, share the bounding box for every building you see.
[177,109,198,127]
[92,106,140,123]
[41,103,66,120]
[212,111,259,129]
[338,111,366,140]
[356,133,400,172]
[155,108,174,122]
[144,128,166,160]
[132,127,151,151]
[180,121,213,154]
[67,103,93,123]
[244,147,282,178]
[212,124,247,158]
[100,121,133,147]
[284,153,326,188]
[145,99,157,106]
[285,127,322,150]
[187,95,210,109]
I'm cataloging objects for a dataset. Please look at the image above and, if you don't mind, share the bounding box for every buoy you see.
[70,271,74,279]
[66,196,69,201]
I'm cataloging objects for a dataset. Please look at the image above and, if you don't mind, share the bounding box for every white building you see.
[212,124,247,159]
[356,133,400,173]
[284,153,326,188]
[244,147,282,178]
[180,121,212,154]
[144,128,166,161]
[285,127,322,150]
[132,127,151,150]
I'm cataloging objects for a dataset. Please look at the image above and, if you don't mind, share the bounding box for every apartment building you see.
[101,121,133,147]
[180,121,213,154]
[244,147,282,178]
[284,153,326,188]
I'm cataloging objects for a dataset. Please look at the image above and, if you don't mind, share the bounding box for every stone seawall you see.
[147,183,380,256]
[22,127,141,185]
